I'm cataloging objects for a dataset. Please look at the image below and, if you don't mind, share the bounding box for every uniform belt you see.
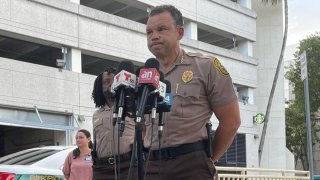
[149,140,207,161]
[94,151,132,165]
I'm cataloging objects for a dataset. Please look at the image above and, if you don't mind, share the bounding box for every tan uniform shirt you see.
[92,105,135,158]
[144,49,237,149]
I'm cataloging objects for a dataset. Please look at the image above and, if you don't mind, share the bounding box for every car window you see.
[0,149,59,165]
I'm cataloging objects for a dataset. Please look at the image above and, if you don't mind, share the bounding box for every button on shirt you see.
[93,105,135,158]
[144,49,237,150]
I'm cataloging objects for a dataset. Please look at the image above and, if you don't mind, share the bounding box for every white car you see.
[0,146,75,180]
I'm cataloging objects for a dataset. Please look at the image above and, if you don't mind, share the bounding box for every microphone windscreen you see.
[159,71,164,81]
[117,60,135,73]
[145,58,159,70]
[164,80,171,93]
[135,66,144,77]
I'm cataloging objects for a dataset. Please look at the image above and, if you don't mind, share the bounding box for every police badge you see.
[182,71,193,83]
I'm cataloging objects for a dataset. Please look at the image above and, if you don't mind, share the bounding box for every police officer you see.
[91,67,136,180]
[143,5,241,180]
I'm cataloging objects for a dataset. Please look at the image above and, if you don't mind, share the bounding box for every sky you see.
[287,0,320,45]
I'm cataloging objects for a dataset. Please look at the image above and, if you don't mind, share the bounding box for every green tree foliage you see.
[285,32,320,169]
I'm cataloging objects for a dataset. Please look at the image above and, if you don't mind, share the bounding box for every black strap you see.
[150,140,207,161]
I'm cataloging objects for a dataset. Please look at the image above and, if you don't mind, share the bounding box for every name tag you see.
[84,155,92,162]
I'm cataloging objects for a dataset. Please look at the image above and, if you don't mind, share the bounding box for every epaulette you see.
[185,51,213,60]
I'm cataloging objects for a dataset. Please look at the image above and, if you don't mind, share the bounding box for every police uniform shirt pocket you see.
[174,81,201,100]
[171,79,203,118]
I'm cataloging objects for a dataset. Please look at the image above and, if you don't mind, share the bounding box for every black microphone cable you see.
[143,70,165,179]
[157,80,171,179]
[114,60,135,180]
[126,128,137,180]
[112,117,118,180]
[158,113,165,179]
[142,114,157,180]
[135,59,159,180]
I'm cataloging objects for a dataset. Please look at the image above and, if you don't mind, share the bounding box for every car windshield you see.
[0,148,60,165]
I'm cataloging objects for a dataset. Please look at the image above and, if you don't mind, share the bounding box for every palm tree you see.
[258,0,288,163]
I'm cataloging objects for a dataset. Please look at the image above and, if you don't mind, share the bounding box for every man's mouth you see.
[151,42,162,47]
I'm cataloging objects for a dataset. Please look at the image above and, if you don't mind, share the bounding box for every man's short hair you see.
[149,5,183,27]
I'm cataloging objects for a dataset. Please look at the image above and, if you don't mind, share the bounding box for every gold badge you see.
[213,58,229,76]
[182,71,193,83]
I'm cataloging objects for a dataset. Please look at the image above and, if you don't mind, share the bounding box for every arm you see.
[62,152,72,180]
[211,100,240,162]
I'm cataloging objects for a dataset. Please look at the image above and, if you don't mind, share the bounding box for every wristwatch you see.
[211,158,218,165]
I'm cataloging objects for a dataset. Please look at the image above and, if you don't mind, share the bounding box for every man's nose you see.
[151,31,160,40]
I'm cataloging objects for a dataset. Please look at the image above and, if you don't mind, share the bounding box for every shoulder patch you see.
[212,58,229,76]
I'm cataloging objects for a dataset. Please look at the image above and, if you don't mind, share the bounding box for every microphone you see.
[135,58,160,123]
[150,71,165,123]
[135,59,160,180]
[112,60,136,136]
[158,79,166,100]
[158,80,172,139]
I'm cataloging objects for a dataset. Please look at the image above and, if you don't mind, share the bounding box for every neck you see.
[105,97,113,108]
[79,146,90,154]
[158,47,181,69]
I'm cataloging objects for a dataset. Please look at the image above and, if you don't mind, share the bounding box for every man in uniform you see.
[143,5,241,180]
[91,67,136,180]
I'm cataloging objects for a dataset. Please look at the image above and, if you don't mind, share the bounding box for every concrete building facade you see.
[0,0,293,169]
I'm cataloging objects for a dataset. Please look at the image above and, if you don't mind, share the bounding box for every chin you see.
[151,50,164,58]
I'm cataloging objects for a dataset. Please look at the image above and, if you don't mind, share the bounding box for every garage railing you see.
[216,166,310,180]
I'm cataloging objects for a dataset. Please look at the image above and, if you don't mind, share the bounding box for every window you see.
[217,133,246,167]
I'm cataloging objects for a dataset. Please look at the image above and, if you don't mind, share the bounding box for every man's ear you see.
[177,26,184,40]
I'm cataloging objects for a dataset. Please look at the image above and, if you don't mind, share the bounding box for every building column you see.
[238,0,252,9]
[58,47,82,73]
[64,47,82,73]
[238,40,253,57]
[70,0,80,4]
[248,88,254,105]
[184,20,198,40]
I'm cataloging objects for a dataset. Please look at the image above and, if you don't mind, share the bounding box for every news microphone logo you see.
[158,81,166,99]
[138,68,160,89]
[112,70,136,91]
[164,93,173,106]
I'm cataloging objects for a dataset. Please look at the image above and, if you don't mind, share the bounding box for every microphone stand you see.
[135,86,149,180]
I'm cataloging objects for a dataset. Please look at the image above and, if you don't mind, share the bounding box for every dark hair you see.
[73,129,93,159]
[91,67,116,108]
[149,5,184,27]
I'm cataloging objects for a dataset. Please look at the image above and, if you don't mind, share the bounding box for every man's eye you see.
[159,27,167,31]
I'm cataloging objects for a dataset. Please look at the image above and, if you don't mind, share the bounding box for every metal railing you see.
[216,166,310,180]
